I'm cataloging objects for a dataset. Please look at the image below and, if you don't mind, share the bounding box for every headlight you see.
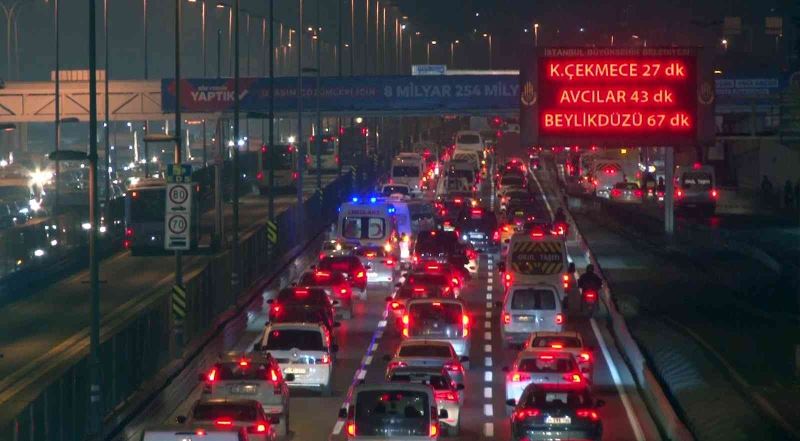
[18,207,29,215]
[29,199,41,212]
[81,222,91,230]
[33,249,45,257]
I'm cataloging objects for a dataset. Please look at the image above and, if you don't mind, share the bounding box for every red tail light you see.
[512,408,540,422]
[611,189,622,198]
[451,277,460,287]
[579,351,592,363]
[555,313,564,325]
[319,252,326,260]
[207,368,218,382]
[462,314,470,337]
[576,409,600,421]
[675,189,683,198]
[435,390,459,402]
[511,372,531,382]
[584,290,597,303]
[444,361,464,373]
[504,272,512,288]
[355,271,365,279]
[125,227,134,237]
[346,421,356,436]
[503,312,511,325]
[634,189,643,198]
[256,171,264,181]
[248,422,269,433]
[402,314,410,337]
[292,171,299,180]
[387,360,407,370]
[390,301,403,310]
[214,418,233,426]
[711,189,718,199]
[564,372,583,383]
[385,258,395,267]
[320,354,331,364]
[123,239,132,249]
[493,230,500,241]
[562,273,570,289]
[271,304,282,315]
[429,423,438,438]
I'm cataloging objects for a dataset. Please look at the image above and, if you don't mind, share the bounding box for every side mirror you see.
[505,399,516,407]
[501,366,510,372]
[333,322,342,328]
[253,342,263,351]
[438,409,449,419]
[497,262,506,272]
[568,262,576,273]
[459,356,469,363]
[338,407,348,419]
[456,383,465,391]
[332,344,340,353]
[175,416,187,424]
[596,399,606,408]
[285,373,296,382]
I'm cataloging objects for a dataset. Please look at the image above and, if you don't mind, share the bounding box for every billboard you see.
[520,47,715,147]
[161,75,518,115]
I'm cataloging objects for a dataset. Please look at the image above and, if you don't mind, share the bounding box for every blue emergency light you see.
[369,196,378,203]
[351,196,360,203]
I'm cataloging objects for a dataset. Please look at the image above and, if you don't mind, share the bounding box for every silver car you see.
[500,283,565,347]
[354,245,398,286]
[386,366,463,436]
[177,398,277,441]
[403,298,471,358]
[503,352,587,405]
[383,339,468,389]
[609,182,643,204]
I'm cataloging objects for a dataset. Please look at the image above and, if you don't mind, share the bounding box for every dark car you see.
[455,207,498,249]
[413,230,469,276]
[267,287,335,324]
[506,384,604,441]
[297,270,354,319]
[317,255,368,299]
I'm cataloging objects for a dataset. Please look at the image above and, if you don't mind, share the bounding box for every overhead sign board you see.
[165,166,193,250]
[412,65,447,76]
[520,47,715,147]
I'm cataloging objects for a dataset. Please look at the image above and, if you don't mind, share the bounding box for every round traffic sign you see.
[168,214,188,234]
[168,184,189,205]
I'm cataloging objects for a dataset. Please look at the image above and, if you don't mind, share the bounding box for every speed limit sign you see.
[165,182,192,250]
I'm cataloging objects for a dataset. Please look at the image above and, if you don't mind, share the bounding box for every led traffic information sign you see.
[520,47,715,147]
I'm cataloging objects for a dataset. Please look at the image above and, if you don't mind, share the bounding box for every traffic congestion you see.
[137,128,658,441]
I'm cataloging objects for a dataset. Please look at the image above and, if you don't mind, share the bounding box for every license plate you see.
[516,315,533,322]
[284,367,307,375]
[469,233,483,238]
[231,384,259,394]
[545,416,572,425]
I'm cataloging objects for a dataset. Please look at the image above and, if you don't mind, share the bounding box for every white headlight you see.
[82,222,91,230]
[29,199,41,211]
[34,249,45,257]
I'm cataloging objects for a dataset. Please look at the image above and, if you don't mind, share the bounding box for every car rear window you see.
[319,257,360,272]
[264,329,324,351]
[521,389,592,408]
[383,185,410,196]
[392,166,420,177]
[511,289,557,310]
[192,403,257,421]
[215,362,272,381]
[613,182,639,190]
[517,356,577,373]
[530,336,582,348]
[408,302,463,335]
[274,305,327,324]
[354,390,430,437]
[276,288,328,304]
[398,345,453,358]
[342,217,387,240]
[389,373,449,390]
[298,272,347,286]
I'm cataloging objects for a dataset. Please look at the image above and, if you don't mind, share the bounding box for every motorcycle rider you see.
[577,264,603,293]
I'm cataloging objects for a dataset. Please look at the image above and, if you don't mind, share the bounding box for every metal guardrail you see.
[0,172,354,441]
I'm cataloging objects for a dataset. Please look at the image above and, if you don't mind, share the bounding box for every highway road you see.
[110,164,661,441]
[0,176,339,394]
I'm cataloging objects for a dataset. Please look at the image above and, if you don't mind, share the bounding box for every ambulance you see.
[335,196,414,264]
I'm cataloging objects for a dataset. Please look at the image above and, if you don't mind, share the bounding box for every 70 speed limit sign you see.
[165,182,193,250]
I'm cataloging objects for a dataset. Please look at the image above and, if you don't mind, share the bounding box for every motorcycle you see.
[580,287,599,318]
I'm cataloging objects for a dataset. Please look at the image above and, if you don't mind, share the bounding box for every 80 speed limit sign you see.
[165,182,193,250]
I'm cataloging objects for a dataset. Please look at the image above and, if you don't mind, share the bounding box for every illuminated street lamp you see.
[449,40,460,68]
[482,33,493,69]
[721,38,728,51]
[426,40,437,64]
[534,23,539,47]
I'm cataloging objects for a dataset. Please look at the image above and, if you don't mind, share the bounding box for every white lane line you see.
[590,318,647,441]
[365,355,373,365]
[485,357,493,367]
[486,293,492,300]
[486,301,492,309]
[484,344,492,353]
[484,371,493,382]
[370,342,379,352]
[483,404,494,417]
[484,331,492,340]
[484,387,493,399]
[485,309,492,318]
[484,320,491,329]
[483,422,494,437]
[377,320,387,328]
[357,369,367,380]
[332,420,344,435]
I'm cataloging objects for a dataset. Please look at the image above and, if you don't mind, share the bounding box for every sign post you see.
[165,164,193,251]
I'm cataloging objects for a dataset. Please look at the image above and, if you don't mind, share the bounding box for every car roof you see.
[195,398,261,406]
[406,298,464,306]
[218,351,274,363]
[518,351,575,361]
[353,382,435,395]
[399,339,454,348]
[528,331,581,340]
[266,322,325,331]
[389,366,445,376]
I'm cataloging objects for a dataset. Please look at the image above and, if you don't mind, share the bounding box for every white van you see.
[500,229,572,301]
[499,283,565,346]
[452,150,481,175]
[454,130,483,153]
[674,163,717,215]
[390,156,424,195]
[337,197,399,249]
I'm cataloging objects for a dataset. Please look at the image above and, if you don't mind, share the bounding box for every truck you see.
[588,157,639,198]
[500,228,572,301]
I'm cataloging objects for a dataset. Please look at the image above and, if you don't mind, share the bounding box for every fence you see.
[0,172,353,441]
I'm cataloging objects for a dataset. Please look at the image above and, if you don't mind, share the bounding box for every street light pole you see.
[53,0,60,215]
[349,0,354,76]
[268,0,274,223]
[232,0,241,290]
[143,0,148,79]
[296,0,304,208]
[86,0,102,435]
[104,0,111,224]
[1,0,32,80]
[174,0,184,293]
[315,0,322,194]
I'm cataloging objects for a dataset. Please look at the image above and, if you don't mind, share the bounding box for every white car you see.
[402,298,471,358]
[500,283,565,347]
[383,339,468,387]
[503,351,586,405]
[523,331,594,383]
[454,130,483,153]
[177,399,277,441]
[254,322,336,396]
[142,427,248,441]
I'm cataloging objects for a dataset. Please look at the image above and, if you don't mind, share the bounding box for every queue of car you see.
[143,137,606,440]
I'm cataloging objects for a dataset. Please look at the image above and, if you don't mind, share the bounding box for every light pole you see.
[349,0,354,76]
[142,0,148,78]
[482,32,492,69]
[268,0,274,224]
[232,0,241,291]
[216,2,233,76]
[188,0,208,168]
[296,0,304,208]
[50,0,61,215]
[426,40,436,64]
[103,0,111,223]
[534,23,539,47]
[449,39,459,68]
[1,0,34,79]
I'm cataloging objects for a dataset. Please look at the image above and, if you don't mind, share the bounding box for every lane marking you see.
[484,320,491,329]
[370,342,379,352]
[484,371,493,382]
[484,344,492,353]
[485,357,493,367]
[590,318,647,441]
[484,387,493,399]
[485,310,492,318]
[484,331,492,340]
[483,422,494,437]
[377,320,387,328]
[485,301,492,309]
[364,355,372,365]
[332,420,344,435]
[486,293,492,300]
[356,369,367,380]
[483,403,494,417]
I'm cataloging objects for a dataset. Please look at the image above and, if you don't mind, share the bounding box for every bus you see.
[123,178,200,255]
[307,135,339,172]
[256,143,298,195]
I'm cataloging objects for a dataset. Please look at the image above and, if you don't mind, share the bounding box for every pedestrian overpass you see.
[0,74,520,124]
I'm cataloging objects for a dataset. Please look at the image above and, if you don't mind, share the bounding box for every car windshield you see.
[192,403,257,421]
[682,172,712,189]
[342,216,387,240]
[518,356,577,373]
[521,389,592,409]
[215,362,272,381]
[383,185,410,196]
[457,134,480,144]
[511,289,557,310]
[354,390,430,437]
[408,303,463,337]
[264,329,324,351]
[389,373,449,390]
[128,188,165,223]
[392,166,420,177]
[530,336,582,348]
[398,345,452,358]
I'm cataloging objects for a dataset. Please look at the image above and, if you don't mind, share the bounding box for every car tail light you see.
[429,423,438,438]
[564,373,583,383]
[512,408,540,422]
[124,227,134,237]
[579,351,592,363]
[271,304,281,315]
[320,354,331,364]
[402,314,409,337]
[338,286,349,297]
[576,409,600,421]
[562,273,570,289]
[390,301,403,310]
[413,287,427,294]
[675,189,683,198]
[503,312,511,325]
[504,272,512,288]
[453,198,462,204]
[493,230,500,241]
[123,239,132,249]
[634,189,643,198]
[435,390,459,402]
[531,228,545,238]
[214,418,234,426]
[555,313,564,325]
[318,252,326,260]
[611,189,622,198]
[206,368,218,383]
[248,422,269,433]
[550,343,563,349]
[346,421,356,437]
[444,361,463,373]
[462,314,470,337]
[501,225,511,232]
[388,360,407,370]
[711,189,718,199]
[511,372,531,382]
[292,171,299,180]
[385,258,395,267]
[256,171,264,181]
[315,271,331,279]
[451,277,460,287]
[195,429,206,435]
[356,271,365,280]
[584,290,597,303]
[426,264,440,271]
